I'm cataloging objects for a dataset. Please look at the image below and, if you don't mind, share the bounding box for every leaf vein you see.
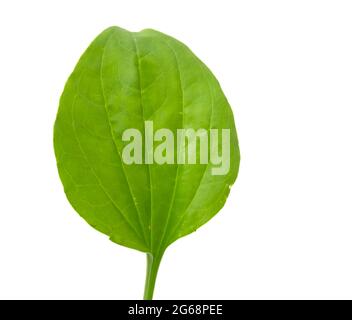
[100,30,150,248]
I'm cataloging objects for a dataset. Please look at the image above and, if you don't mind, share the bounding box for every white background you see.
[0,0,352,300]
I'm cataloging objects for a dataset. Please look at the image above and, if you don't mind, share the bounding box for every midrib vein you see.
[131,33,153,251]
[155,38,184,256]
[99,30,150,248]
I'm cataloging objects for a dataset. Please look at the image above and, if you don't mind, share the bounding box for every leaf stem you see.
[143,251,164,300]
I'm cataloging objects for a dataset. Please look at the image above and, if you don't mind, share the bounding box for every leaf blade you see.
[54,26,240,256]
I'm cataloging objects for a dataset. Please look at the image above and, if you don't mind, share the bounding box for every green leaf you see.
[53,26,240,299]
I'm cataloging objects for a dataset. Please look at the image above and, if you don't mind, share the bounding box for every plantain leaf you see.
[54,26,240,299]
